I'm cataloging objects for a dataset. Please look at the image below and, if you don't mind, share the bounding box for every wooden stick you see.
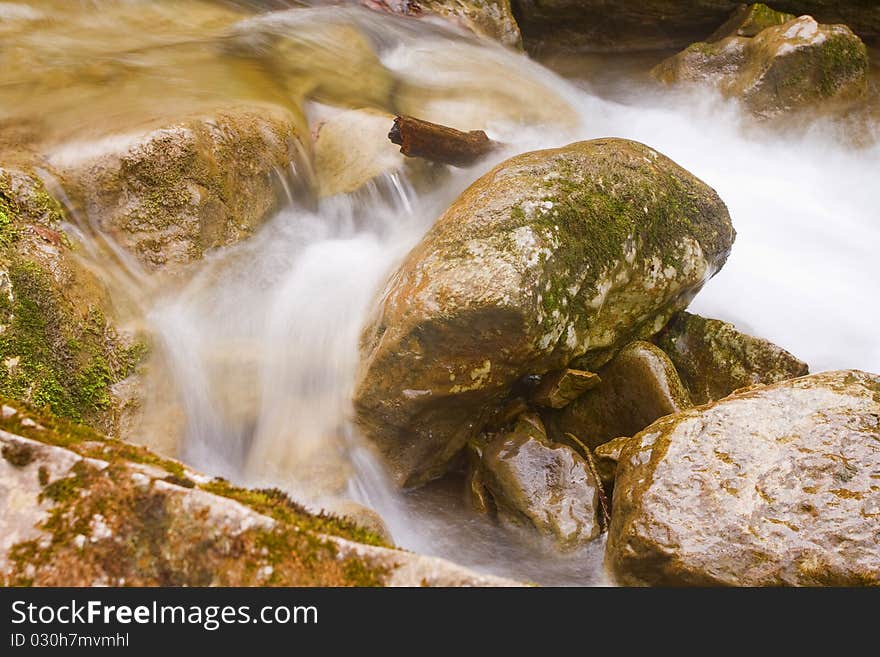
[388,115,498,167]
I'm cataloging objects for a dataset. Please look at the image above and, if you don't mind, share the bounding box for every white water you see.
[55,8,875,584]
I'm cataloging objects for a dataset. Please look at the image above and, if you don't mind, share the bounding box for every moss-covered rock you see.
[470,413,602,548]
[354,138,734,487]
[707,3,796,41]
[51,104,306,273]
[653,311,809,404]
[552,341,693,449]
[0,400,517,587]
[652,15,870,117]
[0,166,140,434]
[512,1,880,53]
[607,370,880,586]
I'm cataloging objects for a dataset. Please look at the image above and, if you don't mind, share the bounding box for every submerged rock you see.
[607,370,880,586]
[51,104,306,273]
[511,1,880,53]
[354,138,734,486]
[653,311,809,404]
[554,341,693,449]
[474,413,602,548]
[0,402,516,587]
[652,15,869,117]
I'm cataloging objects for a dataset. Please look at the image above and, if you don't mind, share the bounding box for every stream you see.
[3,1,878,585]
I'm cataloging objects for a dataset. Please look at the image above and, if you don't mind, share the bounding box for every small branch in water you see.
[388,115,499,167]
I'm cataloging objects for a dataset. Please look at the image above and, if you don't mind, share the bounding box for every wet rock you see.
[0,164,141,434]
[365,0,522,49]
[652,16,869,117]
[312,107,444,198]
[512,1,880,53]
[531,368,600,409]
[593,436,631,488]
[607,370,880,586]
[475,414,602,548]
[555,342,693,450]
[708,3,796,41]
[354,138,734,486]
[654,311,809,404]
[51,104,306,273]
[0,402,517,586]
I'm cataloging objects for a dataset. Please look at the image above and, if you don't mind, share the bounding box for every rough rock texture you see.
[0,165,142,434]
[652,16,870,117]
[51,104,305,273]
[554,341,692,449]
[607,370,880,586]
[473,414,601,548]
[354,138,734,487]
[365,0,522,48]
[654,311,809,404]
[512,1,880,53]
[707,3,796,41]
[0,401,517,587]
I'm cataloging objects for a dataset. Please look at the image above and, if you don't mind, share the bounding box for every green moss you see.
[1,440,35,467]
[0,261,118,423]
[817,33,869,97]
[201,480,389,547]
[41,472,85,504]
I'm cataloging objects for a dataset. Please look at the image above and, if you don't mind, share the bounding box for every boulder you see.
[0,402,517,586]
[653,311,809,404]
[652,16,870,117]
[511,1,880,53]
[50,104,307,273]
[354,138,734,486]
[607,370,880,586]
[0,164,142,434]
[473,413,602,548]
[554,341,693,449]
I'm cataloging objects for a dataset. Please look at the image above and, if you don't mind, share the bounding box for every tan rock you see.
[607,370,880,586]
[555,342,693,450]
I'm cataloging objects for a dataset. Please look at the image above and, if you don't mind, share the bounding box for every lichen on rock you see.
[652,15,870,117]
[606,370,880,586]
[653,310,809,404]
[354,139,734,486]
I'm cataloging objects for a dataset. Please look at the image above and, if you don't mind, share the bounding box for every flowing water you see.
[2,1,878,585]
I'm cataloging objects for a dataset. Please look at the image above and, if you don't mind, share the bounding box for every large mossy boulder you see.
[511,1,880,53]
[652,15,869,117]
[0,165,141,435]
[707,3,796,41]
[0,401,516,587]
[51,104,306,273]
[653,311,808,404]
[553,341,693,449]
[607,370,880,586]
[469,413,602,548]
[354,138,735,487]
